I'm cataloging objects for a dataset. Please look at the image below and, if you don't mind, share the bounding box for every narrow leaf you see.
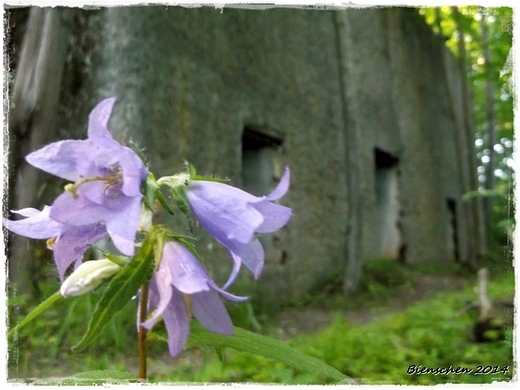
[187,321,354,383]
[157,189,175,215]
[215,346,224,362]
[72,237,154,351]
[8,291,62,338]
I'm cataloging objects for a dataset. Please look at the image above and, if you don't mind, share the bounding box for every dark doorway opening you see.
[374,148,402,260]
[446,198,460,262]
[242,126,284,260]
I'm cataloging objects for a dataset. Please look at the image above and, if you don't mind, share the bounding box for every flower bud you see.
[138,203,153,232]
[60,259,121,298]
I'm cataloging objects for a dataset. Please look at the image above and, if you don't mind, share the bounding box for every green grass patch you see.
[149,272,514,385]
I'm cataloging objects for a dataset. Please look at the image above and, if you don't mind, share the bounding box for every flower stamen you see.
[65,170,123,199]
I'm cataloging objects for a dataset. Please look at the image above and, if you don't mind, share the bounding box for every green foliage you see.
[72,233,154,351]
[153,273,514,385]
[185,321,352,383]
[8,277,140,378]
[358,259,414,295]
[419,6,514,248]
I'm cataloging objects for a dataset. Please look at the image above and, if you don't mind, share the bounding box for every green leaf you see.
[8,291,62,338]
[186,321,355,384]
[215,346,224,362]
[157,190,175,215]
[72,236,154,351]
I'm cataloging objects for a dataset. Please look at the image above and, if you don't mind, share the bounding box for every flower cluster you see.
[4,98,292,358]
[4,98,148,280]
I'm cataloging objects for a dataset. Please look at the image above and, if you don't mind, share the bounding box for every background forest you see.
[4,5,515,385]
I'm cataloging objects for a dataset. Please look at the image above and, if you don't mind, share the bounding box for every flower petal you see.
[88,97,117,141]
[50,191,115,226]
[229,239,265,279]
[207,279,249,302]
[53,223,107,280]
[164,242,210,294]
[253,202,292,234]
[187,181,264,244]
[162,288,190,357]
[221,251,242,290]
[3,206,62,239]
[10,208,41,218]
[105,196,142,256]
[118,148,148,197]
[191,289,234,335]
[141,260,173,329]
[266,166,290,201]
[25,140,101,182]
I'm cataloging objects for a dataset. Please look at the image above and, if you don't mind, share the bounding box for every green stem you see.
[138,281,149,382]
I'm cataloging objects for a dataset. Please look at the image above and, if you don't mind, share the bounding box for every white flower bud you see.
[138,203,153,232]
[60,259,121,298]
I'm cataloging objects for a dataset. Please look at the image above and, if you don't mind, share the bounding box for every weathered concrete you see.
[6,6,482,308]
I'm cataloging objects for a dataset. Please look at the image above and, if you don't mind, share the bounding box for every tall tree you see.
[480,10,497,241]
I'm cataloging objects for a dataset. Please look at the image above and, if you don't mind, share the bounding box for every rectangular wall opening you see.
[374,148,402,260]
[446,198,460,262]
[242,126,284,259]
[242,127,282,196]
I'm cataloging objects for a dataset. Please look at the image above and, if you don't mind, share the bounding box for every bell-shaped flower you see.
[60,259,121,298]
[140,241,247,358]
[185,167,291,286]
[23,98,148,257]
[3,206,107,280]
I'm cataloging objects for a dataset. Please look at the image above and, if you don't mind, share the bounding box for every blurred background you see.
[3,5,515,384]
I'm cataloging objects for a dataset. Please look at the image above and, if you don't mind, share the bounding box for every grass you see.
[149,270,515,384]
[7,259,515,385]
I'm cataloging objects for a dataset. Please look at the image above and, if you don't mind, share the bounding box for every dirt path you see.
[274,274,470,339]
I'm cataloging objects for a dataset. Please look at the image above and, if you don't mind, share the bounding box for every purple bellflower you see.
[185,167,291,288]
[3,206,107,280]
[3,98,148,279]
[140,241,247,357]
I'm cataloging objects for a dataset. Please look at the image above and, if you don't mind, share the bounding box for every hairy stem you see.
[138,281,149,381]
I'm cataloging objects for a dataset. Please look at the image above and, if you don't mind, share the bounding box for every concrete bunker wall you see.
[12,6,478,307]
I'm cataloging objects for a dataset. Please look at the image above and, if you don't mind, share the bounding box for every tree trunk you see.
[480,11,497,243]
[452,6,486,256]
[6,7,70,297]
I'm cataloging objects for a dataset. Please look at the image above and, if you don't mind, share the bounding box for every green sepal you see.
[8,291,62,338]
[104,253,132,267]
[143,173,174,215]
[88,245,131,267]
[152,228,166,270]
[72,235,154,351]
[186,321,354,383]
[187,161,227,183]
[191,175,228,183]
[170,186,195,231]
[143,173,159,211]
[129,140,148,167]
[187,162,197,178]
